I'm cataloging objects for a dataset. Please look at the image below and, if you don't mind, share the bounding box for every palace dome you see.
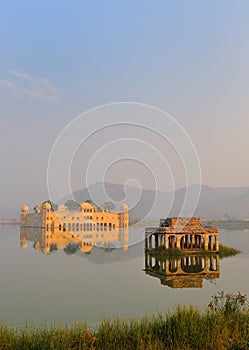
[21,205,29,212]
[120,203,128,212]
[43,202,52,210]
[20,241,28,249]
[80,244,93,253]
[80,202,93,208]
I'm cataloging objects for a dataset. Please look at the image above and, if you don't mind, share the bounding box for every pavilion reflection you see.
[144,252,220,288]
[20,225,129,255]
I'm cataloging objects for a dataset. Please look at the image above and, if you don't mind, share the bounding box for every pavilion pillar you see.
[215,235,219,251]
[177,259,182,274]
[216,255,220,271]
[145,253,149,268]
[149,235,152,249]
[165,259,169,273]
[165,235,169,249]
[176,235,181,249]
[210,255,215,271]
[204,235,209,251]
[204,256,209,272]
[209,235,213,251]
[190,234,194,249]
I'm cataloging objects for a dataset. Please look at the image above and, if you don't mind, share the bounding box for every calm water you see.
[0,225,249,327]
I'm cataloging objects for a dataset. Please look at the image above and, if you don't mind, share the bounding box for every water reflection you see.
[144,252,220,288]
[20,225,129,255]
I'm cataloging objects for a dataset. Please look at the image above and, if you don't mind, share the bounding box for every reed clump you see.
[218,243,241,258]
[0,292,248,349]
[149,243,240,259]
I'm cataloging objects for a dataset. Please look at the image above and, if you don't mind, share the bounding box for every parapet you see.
[161,217,201,228]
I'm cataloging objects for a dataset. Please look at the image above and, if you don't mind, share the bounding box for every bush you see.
[208,291,248,316]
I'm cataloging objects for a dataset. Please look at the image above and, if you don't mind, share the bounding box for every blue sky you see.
[0,1,249,213]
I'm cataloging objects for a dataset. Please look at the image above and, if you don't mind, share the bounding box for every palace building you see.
[20,202,129,233]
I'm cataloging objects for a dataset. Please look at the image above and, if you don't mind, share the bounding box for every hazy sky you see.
[0,1,249,213]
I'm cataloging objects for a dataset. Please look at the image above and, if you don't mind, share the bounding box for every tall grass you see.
[0,292,248,349]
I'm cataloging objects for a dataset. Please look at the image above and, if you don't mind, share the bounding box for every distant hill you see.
[68,182,249,220]
[2,182,248,221]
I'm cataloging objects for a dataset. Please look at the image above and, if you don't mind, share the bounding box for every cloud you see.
[0,78,25,98]
[0,69,62,103]
[10,69,32,81]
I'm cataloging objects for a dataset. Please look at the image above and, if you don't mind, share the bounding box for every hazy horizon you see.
[2,181,249,219]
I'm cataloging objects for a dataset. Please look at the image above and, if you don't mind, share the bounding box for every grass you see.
[148,243,241,259]
[0,292,249,349]
[218,243,241,258]
[149,246,183,258]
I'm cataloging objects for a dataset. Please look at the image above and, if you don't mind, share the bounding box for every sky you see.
[0,1,249,214]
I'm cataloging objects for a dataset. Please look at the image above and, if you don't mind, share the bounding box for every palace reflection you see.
[144,252,220,288]
[20,225,129,255]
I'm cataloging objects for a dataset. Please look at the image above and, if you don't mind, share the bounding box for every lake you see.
[0,224,249,328]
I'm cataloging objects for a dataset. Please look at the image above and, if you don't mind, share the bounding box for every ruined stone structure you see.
[144,252,220,288]
[145,217,219,252]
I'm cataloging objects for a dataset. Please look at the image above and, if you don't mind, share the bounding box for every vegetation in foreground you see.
[0,292,249,350]
[149,243,241,259]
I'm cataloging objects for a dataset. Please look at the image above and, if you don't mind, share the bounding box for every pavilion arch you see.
[181,256,205,273]
[169,258,178,273]
[168,235,177,249]
[180,234,204,250]
[147,234,157,249]
[208,254,219,271]
[151,256,160,270]
[208,235,217,251]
